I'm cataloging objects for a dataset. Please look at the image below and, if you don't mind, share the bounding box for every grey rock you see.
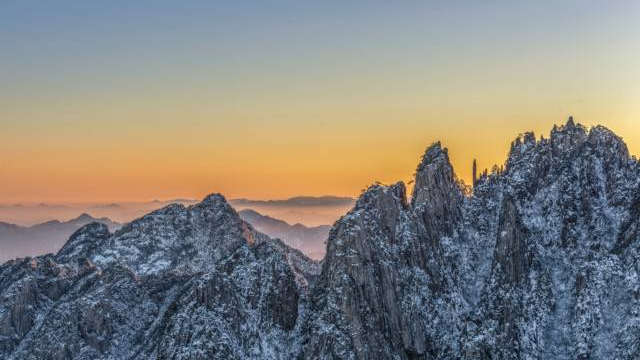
[305,119,640,359]
[2,118,639,359]
[0,194,319,360]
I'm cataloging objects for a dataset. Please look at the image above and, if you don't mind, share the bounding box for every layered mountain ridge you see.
[0,194,320,359]
[238,209,330,260]
[0,214,121,263]
[1,118,639,359]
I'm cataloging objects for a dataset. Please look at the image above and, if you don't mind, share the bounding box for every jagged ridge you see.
[1,118,639,359]
[0,193,320,359]
[306,118,640,359]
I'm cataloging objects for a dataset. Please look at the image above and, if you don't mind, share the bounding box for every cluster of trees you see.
[473,158,503,188]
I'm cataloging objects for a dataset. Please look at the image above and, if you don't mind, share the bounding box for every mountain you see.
[230,196,354,208]
[0,214,121,263]
[239,209,330,260]
[0,194,320,359]
[230,196,355,227]
[0,197,350,228]
[305,118,640,359]
[0,200,200,226]
[1,118,639,359]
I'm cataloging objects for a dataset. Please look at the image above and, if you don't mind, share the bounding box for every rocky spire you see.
[472,158,478,187]
[549,116,587,155]
[411,142,462,236]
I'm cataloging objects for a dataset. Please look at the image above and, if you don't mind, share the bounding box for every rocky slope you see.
[0,194,320,359]
[304,118,640,359]
[1,118,639,359]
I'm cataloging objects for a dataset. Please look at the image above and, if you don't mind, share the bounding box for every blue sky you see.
[1,1,638,201]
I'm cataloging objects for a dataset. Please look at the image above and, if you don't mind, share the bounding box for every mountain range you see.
[230,196,354,207]
[0,214,121,263]
[238,209,329,260]
[0,197,353,229]
[0,200,199,226]
[0,210,329,263]
[229,196,354,227]
[1,118,639,359]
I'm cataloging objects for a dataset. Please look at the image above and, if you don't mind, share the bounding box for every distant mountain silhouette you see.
[230,196,355,227]
[0,214,121,262]
[0,197,351,227]
[230,196,354,207]
[239,209,329,259]
[0,199,200,225]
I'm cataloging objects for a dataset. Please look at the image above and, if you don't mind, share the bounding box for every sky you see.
[1,1,638,202]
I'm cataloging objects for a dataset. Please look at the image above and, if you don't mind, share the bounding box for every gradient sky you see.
[1,1,638,202]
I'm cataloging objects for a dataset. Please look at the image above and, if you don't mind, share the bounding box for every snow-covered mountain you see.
[1,118,639,359]
[0,214,121,263]
[239,209,329,260]
[306,118,640,359]
[0,194,320,359]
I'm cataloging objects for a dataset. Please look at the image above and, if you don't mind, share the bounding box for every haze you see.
[0,197,354,227]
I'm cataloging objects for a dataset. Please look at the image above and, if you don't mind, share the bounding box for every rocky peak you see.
[411,142,459,202]
[566,115,575,127]
[550,116,588,155]
[80,193,263,275]
[508,131,538,158]
[56,222,111,264]
[0,191,319,360]
[502,119,635,199]
[416,141,446,167]
[307,151,465,359]
[72,213,94,222]
[357,182,408,212]
[586,125,630,161]
[507,118,627,163]
[411,142,462,236]
[197,192,230,209]
[322,182,409,261]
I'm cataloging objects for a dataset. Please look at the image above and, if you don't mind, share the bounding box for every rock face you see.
[1,119,639,359]
[304,146,464,359]
[304,120,640,359]
[0,194,320,359]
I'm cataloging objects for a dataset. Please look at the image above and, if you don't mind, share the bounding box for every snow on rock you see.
[1,119,639,359]
[0,193,319,359]
[306,118,640,359]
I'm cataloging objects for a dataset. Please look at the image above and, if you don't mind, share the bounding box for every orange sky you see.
[1,2,638,203]
[2,114,637,203]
